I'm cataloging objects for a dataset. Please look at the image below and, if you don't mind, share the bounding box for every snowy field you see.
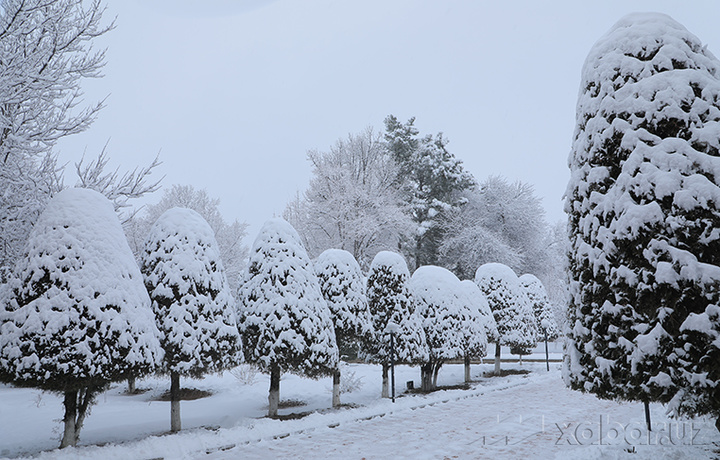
[0,344,717,460]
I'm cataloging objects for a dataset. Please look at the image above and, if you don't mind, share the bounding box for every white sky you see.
[56,0,720,241]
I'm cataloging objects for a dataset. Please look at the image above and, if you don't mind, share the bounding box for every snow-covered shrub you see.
[519,274,560,340]
[141,207,241,431]
[366,251,427,397]
[410,265,488,390]
[0,188,163,447]
[237,218,338,416]
[565,12,720,422]
[315,248,372,406]
[475,263,536,373]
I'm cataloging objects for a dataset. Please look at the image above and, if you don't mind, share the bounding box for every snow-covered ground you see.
[0,343,717,460]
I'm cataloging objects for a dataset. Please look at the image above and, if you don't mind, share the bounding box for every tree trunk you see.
[332,368,341,408]
[170,372,181,432]
[715,416,720,434]
[268,364,280,417]
[494,342,501,374]
[544,331,550,372]
[127,375,136,394]
[432,362,442,389]
[519,353,523,365]
[644,400,651,432]
[381,363,389,398]
[60,387,94,448]
[60,390,78,448]
[420,363,433,392]
[464,354,471,383]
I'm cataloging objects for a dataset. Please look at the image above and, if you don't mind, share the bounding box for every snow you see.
[141,207,240,376]
[1,357,717,460]
[369,250,411,278]
[0,188,162,385]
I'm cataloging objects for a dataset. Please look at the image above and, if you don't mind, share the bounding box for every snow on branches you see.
[565,12,720,418]
[141,208,241,378]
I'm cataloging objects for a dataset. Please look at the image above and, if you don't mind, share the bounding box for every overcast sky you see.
[56,0,720,242]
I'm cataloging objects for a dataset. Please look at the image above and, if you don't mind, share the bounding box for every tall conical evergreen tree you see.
[565,13,720,427]
[0,188,163,448]
[141,207,241,432]
[366,251,428,397]
[237,218,338,417]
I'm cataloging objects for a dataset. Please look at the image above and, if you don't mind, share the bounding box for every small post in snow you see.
[386,322,399,403]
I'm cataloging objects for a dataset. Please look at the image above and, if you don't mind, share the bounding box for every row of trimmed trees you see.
[0,189,559,448]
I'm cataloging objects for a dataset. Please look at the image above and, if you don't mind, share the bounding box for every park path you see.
[205,370,719,460]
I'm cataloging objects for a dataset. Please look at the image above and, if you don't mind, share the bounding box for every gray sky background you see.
[56,0,720,242]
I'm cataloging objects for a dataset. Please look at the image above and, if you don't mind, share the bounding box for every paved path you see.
[204,372,719,460]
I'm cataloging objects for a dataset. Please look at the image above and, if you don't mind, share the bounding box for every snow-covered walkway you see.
[208,371,719,460]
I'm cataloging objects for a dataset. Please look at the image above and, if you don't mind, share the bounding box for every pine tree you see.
[384,115,476,269]
[141,208,241,432]
[519,274,560,340]
[565,13,720,428]
[315,248,372,407]
[366,251,428,397]
[237,218,338,417]
[0,188,162,448]
[475,263,536,373]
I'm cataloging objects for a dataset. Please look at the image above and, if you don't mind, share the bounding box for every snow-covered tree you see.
[384,115,476,270]
[565,13,720,429]
[439,176,548,280]
[141,208,241,432]
[0,188,162,448]
[475,263,537,373]
[129,184,247,289]
[519,274,560,340]
[411,266,488,391]
[237,218,338,417]
[285,128,412,269]
[458,279,498,382]
[315,248,372,407]
[0,0,111,278]
[366,251,428,397]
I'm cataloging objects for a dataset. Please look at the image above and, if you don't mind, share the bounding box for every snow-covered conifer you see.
[0,188,162,448]
[411,266,487,390]
[475,263,536,373]
[458,279,497,381]
[519,274,560,340]
[141,208,241,432]
[565,13,720,427]
[315,248,371,406]
[366,251,428,397]
[237,218,338,417]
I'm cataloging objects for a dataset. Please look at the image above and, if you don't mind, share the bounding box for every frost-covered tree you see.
[384,115,476,270]
[315,248,371,407]
[411,266,488,391]
[285,128,412,269]
[565,13,720,429]
[475,263,537,373]
[141,208,241,432]
[0,188,162,448]
[237,218,338,417]
[439,176,548,280]
[0,0,111,278]
[458,279,498,382]
[129,184,247,289]
[366,251,428,397]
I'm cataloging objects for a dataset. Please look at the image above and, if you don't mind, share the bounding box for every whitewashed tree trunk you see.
[269,365,280,417]
[494,342,502,374]
[332,369,341,407]
[420,363,433,392]
[381,363,389,398]
[60,390,77,448]
[432,362,441,389]
[127,376,136,394]
[170,372,181,432]
[464,354,471,383]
